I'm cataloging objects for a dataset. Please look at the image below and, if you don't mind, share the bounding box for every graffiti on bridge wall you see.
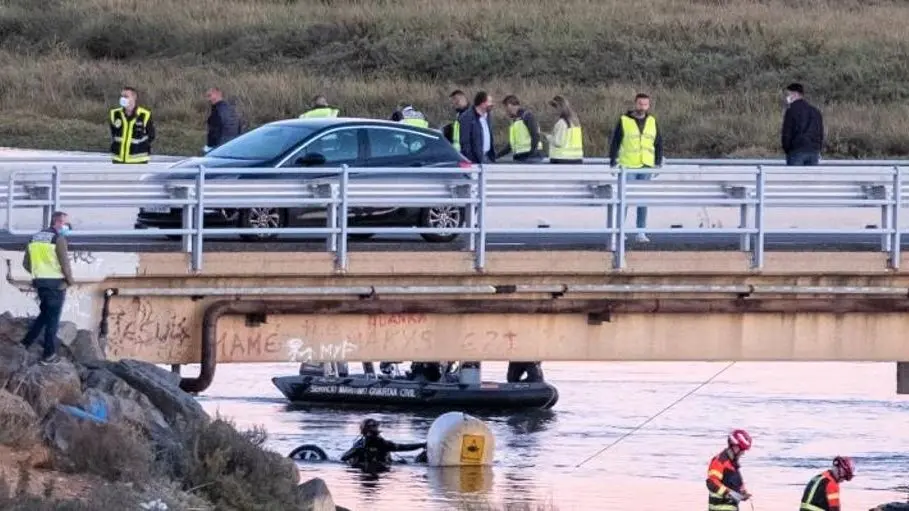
[107,298,191,360]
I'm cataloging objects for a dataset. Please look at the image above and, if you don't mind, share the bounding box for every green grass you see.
[3,0,909,158]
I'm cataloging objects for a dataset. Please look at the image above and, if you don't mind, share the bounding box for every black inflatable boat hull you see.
[272,375,559,410]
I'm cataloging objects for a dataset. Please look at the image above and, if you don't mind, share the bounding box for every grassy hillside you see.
[2,0,909,158]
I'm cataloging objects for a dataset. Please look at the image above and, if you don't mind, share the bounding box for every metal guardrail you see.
[0,163,906,272]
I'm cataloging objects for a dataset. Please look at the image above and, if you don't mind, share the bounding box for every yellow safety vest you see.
[617,115,657,168]
[26,228,63,279]
[402,118,429,128]
[451,119,461,151]
[509,117,542,155]
[550,122,584,160]
[300,107,340,118]
[110,107,152,164]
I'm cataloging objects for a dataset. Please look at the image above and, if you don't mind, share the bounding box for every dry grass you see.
[50,419,155,483]
[2,0,909,157]
[166,418,302,511]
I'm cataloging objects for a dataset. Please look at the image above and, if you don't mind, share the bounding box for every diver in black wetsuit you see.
[340,418,427,472]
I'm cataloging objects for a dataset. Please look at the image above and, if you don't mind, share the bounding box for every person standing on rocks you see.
[20,211,74,365]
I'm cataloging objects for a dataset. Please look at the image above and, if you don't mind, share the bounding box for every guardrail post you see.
[324,183,339,253]
[881,182,892,253]
[891,165,902,270]
[191,165,205,272]
[475,164,487,271]
[604,184,617,252]
[51,165,61,219]
[6,171,16,232]
[738,191,750,252]
[465,168,477,253]
[176,186,193,253]
[752,165,766,269]
[614,167,627,269]
[336,164,349,272]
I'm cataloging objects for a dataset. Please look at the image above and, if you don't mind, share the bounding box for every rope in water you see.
[575,361,737,469]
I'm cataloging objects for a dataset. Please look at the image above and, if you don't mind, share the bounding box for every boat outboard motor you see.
[458,361,481,385]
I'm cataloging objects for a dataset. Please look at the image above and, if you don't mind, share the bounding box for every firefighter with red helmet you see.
[799,456,855,511]
[706,429,753,510]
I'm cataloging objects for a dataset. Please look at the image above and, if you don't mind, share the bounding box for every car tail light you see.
[458,160,472,169]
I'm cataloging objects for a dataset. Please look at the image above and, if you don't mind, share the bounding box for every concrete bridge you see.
[1,151,909,394]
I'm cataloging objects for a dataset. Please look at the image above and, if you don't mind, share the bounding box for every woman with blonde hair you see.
[545,95,584,164]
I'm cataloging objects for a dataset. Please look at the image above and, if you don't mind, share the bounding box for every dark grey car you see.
[134,118,474,242]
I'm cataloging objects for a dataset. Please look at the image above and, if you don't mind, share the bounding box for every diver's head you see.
[360,418,381,437]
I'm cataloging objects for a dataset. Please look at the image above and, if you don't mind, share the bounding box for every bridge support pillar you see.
[897,362,909,395]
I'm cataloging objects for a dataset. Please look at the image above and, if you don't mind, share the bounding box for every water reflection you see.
[195,361,909,510]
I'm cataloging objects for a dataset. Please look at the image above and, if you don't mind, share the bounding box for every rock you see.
[0,341,28,384]
[7,359,82,419]
[0,388,40,446]
[85,359,207,429]
[57,321,78,347]
[296,477,336,511]
[69,329,105,364]
[0,311,29,344]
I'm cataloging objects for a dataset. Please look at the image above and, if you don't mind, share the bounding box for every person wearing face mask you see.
[458,91,497,164]
[706,429,753,510]
[20,211,75,365]
[109,86,155,164]
[781,82,824,166]
[339,418,427,472]
[799,456,854,511]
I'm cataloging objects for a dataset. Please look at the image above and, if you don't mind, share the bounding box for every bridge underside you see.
[64,250,908,393]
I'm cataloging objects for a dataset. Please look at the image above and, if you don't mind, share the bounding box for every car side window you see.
[303,129,360,163]
[367,128,434,159]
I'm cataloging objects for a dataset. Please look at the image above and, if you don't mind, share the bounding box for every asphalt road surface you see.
[0,231,898,253]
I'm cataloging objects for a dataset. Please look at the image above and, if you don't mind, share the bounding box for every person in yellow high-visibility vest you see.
[20,211,75,365]
[545,95,584,164]
[300,95,340,118]
[391,105,430,128]
[109,86,155,164]
[498,95,543,163]
[608,93,663,243]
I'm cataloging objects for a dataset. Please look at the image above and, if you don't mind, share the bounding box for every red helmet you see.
[727,429,753,451]
[833,456,855,481]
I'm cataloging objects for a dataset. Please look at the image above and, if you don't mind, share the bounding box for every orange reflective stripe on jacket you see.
[800,471,840,511]
[707,450,746,511]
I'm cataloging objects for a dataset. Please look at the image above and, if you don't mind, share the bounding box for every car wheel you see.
[419,206,464,242]
[239,207,285,241]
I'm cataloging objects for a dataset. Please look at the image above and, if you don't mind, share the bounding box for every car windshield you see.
[206,125,317,160]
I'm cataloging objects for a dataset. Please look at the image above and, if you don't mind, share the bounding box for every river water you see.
[193,361,909,511]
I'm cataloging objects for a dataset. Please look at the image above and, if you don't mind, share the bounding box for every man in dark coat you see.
[458,91,497,164]
[204,87,241,153]
[781,82,824,166]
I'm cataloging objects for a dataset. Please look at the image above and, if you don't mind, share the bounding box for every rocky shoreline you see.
[0,312,349,511]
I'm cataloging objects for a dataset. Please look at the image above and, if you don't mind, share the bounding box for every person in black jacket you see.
[458,91,496,164]
[781,83,824,166]
[204,87,241,153]
[340,418,427,472]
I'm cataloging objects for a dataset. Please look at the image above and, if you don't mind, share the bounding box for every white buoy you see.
[425,411,495,467]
